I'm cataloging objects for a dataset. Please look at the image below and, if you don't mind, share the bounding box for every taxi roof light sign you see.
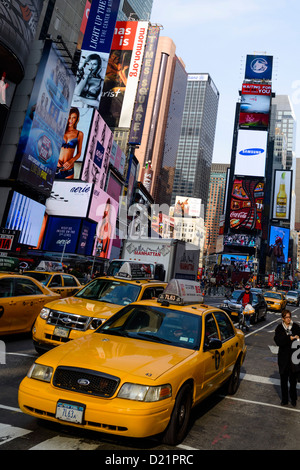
[114,261,154,280]
[158,279,203,305]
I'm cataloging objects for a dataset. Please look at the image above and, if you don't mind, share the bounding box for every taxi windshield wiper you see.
[136,332,172,344]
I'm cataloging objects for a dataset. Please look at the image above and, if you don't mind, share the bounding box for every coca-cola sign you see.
[230,178,264,231]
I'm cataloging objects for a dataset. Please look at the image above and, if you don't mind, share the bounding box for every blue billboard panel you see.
[269,226,289,264]
[72,0,120,110]
[42,217,82,253]
[14,41,76,196]
[245,55,273,81]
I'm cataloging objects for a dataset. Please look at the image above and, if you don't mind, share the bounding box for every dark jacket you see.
[237,290,253,306]
[274,322,300,375]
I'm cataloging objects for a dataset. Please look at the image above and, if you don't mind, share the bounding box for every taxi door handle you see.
[221,350,225,356]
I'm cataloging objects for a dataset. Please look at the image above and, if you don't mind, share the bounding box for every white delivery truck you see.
[108,239,200,282]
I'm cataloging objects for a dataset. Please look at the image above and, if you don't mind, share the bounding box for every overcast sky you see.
[150,0,300,163]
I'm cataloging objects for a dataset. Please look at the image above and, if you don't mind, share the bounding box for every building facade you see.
[171,74,219,212]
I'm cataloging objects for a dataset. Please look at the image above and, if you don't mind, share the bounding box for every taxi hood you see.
[45,297,122,318]
[46,333,196,381]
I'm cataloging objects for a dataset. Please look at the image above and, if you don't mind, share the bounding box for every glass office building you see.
[117,0,153,20]
[171,74,219,212]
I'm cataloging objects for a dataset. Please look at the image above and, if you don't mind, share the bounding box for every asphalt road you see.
[1,296,300,455]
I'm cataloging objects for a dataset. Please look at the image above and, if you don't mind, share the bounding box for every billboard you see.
[81,110,113,190]
[239,112,269,129]
[46,181,93,218]
[174,196,202,218]
[244,55,273,81]
[42,217,82,254]
[128,24,160,144]
[223,233,259,248]
[234,130,268,177]
[14,41,76,196]
[268,226,289,264]
[271,170,292,221]
[4,192,45,247]
[99,21,149,128]
[72,0,120,110]
[229,178,264,231]
[88,187,119,259]
[240,94,271,114]
[241,83,272,95]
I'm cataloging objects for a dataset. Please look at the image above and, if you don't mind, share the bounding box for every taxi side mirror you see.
[204,338,222,351]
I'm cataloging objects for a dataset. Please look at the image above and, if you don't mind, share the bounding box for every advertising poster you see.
[72,0,120,110]
[129,24,160,144]
[81,110,113,190]
[5,192,45,247]
[271,169,292,221]
[14,41,76,196]
[99,21,149,128]
[268,226,290,264]
[244,55,273,81]
[77,220,97,256]
[174,197,202,217]
[88,187,119,259]
[234,130,268,177]
[239,112,269,129]
[241,83,272,96]
[55,107,94,180]
[229,178,264,231]
[240,94,271,114]
[46,181,93,218]
[106,172,123,201]
[42,217,82,253]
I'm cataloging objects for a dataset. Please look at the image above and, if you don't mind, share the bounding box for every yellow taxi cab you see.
[25,271,82,299]
[32,262,167,354]
[0,273,60,336]
[19,278,246,446]
[263,290,287,312]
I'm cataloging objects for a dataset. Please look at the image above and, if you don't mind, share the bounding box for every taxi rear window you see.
[75,279,141,306]
[26,272,51,285]
[98,305,201,350]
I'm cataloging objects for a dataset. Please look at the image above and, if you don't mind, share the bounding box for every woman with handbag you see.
[274,309,300,406]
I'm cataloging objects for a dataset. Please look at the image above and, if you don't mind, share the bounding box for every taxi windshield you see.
[75,279,141,306]
[26,272,51,285]
[265,292,281,299]
[97,305,201,350]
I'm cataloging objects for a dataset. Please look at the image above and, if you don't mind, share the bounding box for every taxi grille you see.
[47,310,89,331]
[53,366,120,397]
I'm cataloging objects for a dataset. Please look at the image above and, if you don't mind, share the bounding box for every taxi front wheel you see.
[161,383,192,446]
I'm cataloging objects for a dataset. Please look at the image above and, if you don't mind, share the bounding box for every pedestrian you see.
[274,309,300,406]
[237,284,253,331]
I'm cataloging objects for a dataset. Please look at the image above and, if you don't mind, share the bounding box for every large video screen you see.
[230,178,264,231]
[268,226,289,264]
[244,55,273,81]
[5,192,45,247]
[271,170,292,221]
[234,130,268,177]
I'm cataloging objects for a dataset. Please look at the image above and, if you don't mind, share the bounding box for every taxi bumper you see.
[265,301,283,311]
[18,377,173,438]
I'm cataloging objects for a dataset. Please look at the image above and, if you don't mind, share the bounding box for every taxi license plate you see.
[56,401,85,424]
[54,326,70,338]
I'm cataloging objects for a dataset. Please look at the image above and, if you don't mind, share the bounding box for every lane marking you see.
[0,423,31,445]
[0,404,22,413]
[220,395,300,412]
[29,435,99,450]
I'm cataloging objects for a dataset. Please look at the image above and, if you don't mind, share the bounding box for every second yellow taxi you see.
[25,270,82,298]
[263,290,287,312]
[32,262,166,353]
[19,278,246,446]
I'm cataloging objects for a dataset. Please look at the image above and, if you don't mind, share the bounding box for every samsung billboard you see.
[234,130,268,177]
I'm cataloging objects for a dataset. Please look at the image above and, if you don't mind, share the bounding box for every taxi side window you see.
[204,313,219,344]
[49,275,62,287]
[141,288,155,300]
[0,278,14,297]
[14,278,43,296]
[214,311,235,341]
[62,275,77,287]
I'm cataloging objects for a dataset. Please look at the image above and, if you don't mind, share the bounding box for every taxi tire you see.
[227,358,241,395]
[161,383,192,446]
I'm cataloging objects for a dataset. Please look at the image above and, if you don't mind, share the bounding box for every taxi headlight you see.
[27,363,53,382]
[117,383,172,402]
[40,307,51,320]
[89,318,105,330]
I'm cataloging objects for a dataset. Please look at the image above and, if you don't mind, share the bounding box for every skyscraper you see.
[272,95,296,170]
[171,74,219,212]
[117,0,153,20]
